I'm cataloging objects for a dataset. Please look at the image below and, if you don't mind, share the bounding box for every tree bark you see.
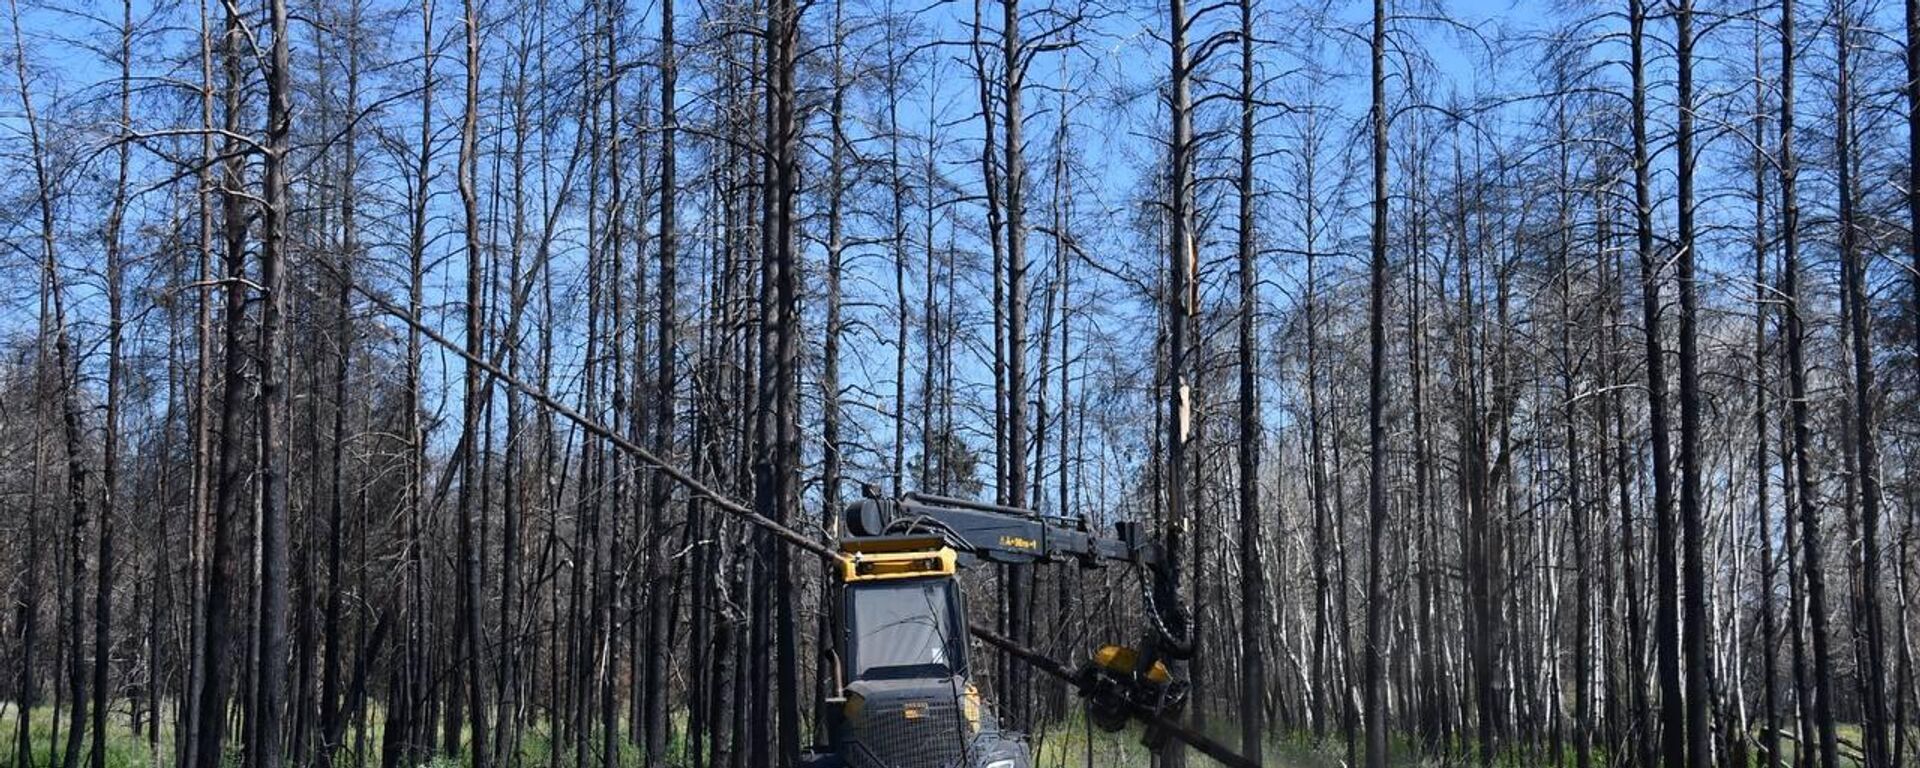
[1235,0,1266,758]
[1628,0,1684,761]
[1777,0,1842,759]
[252,0,295,762]
[1672,1,1715,762]
[90,3,131,766]
[1163,0,1194,759]
[319,5,363,762]
[1751,41,1781,767]
[1000,0,1033,730]
[1363,0,1390,762]
[1830,7,1892,764]
[189,4,253,765]
[644,0,680,759]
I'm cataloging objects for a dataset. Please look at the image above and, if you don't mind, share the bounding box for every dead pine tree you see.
[317,2,367,762]
[1902,0,1920,749]
[177,0,219,762]
[15,13,92,768]
[1777,0,1843,759]
[1748,23,1782,767]
[455,0,493,763]
[1162,0,1195,757]
[6,2,94,766]
[643,0,682,757]
[1362,0,1390,761]
[1547,66,1592,768]
[752,0,806,754]
[811,0,849,744]
[252,0,296,762]
[1672,0,1717,760]
[189,3,254,765]
[1829,2,1892,764]
[90,2,131,767]
[1233,0,1267,758]
[1000,0,1033,729]
[1626,0,1686,761]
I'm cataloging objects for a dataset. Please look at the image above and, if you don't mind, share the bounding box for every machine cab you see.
[832,536,972,687]
[804,493,1184,768]
[820,537,1028,768]
[844,576,970,682]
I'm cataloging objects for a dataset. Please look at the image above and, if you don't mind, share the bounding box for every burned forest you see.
[1,0,1918,765]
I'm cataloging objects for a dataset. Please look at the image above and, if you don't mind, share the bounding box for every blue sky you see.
[4,0,1910,515]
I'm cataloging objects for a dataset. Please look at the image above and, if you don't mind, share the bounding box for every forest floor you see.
[0,703,173,768]
[1027,716,1361,767]
[1022,712,1910,767]
[3,702,1905,767]
[0,702,1380,768]
[0,702,645,768]
[1024,710,1503,767]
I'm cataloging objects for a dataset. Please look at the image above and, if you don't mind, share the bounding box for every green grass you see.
[1029,716,1911,767]
[1025,719,1920,768]
[0,703,179,768]
[1763,722,1920,768]
[1027,712,1436,767]
[0,702,676,768]
[7,701,1909,768]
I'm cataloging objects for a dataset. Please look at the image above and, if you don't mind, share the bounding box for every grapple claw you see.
[1074,644,1189,742]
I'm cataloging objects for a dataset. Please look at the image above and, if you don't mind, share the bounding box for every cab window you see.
[846,579,959,680]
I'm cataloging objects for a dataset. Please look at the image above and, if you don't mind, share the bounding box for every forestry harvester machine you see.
[799,491,1218,768]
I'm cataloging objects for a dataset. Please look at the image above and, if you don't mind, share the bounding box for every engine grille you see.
[847,698,969,768]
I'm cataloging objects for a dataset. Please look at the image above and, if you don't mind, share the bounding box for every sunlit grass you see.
[1025,710,1432,767]
[6,700,1908,768]
[0,703,177,768]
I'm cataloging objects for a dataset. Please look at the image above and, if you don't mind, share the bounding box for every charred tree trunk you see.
[1672,1,1714,761]
[455,0,493,763]
[1234,0,1266,758]
[1362,0,1390,761]
[190,5,252,765]
[90,3,131,766]
[643,0,680,758]
[1163,0,1194,759]
[252,0,295,762]
[1832,6,1892,763]
[1000,0,1033,730]
[1778,1,1842,760]
[1628,0,1684,761]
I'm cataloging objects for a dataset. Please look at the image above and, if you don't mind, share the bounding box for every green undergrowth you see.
[1767,722,1919,768]
[429,710,705,768]
[0,704,685,768]
[1026,711,1430,768]
[371,709,696,768]
[0,704,183,768]
[6,702,1906,768]
[1028,718,1913,768]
